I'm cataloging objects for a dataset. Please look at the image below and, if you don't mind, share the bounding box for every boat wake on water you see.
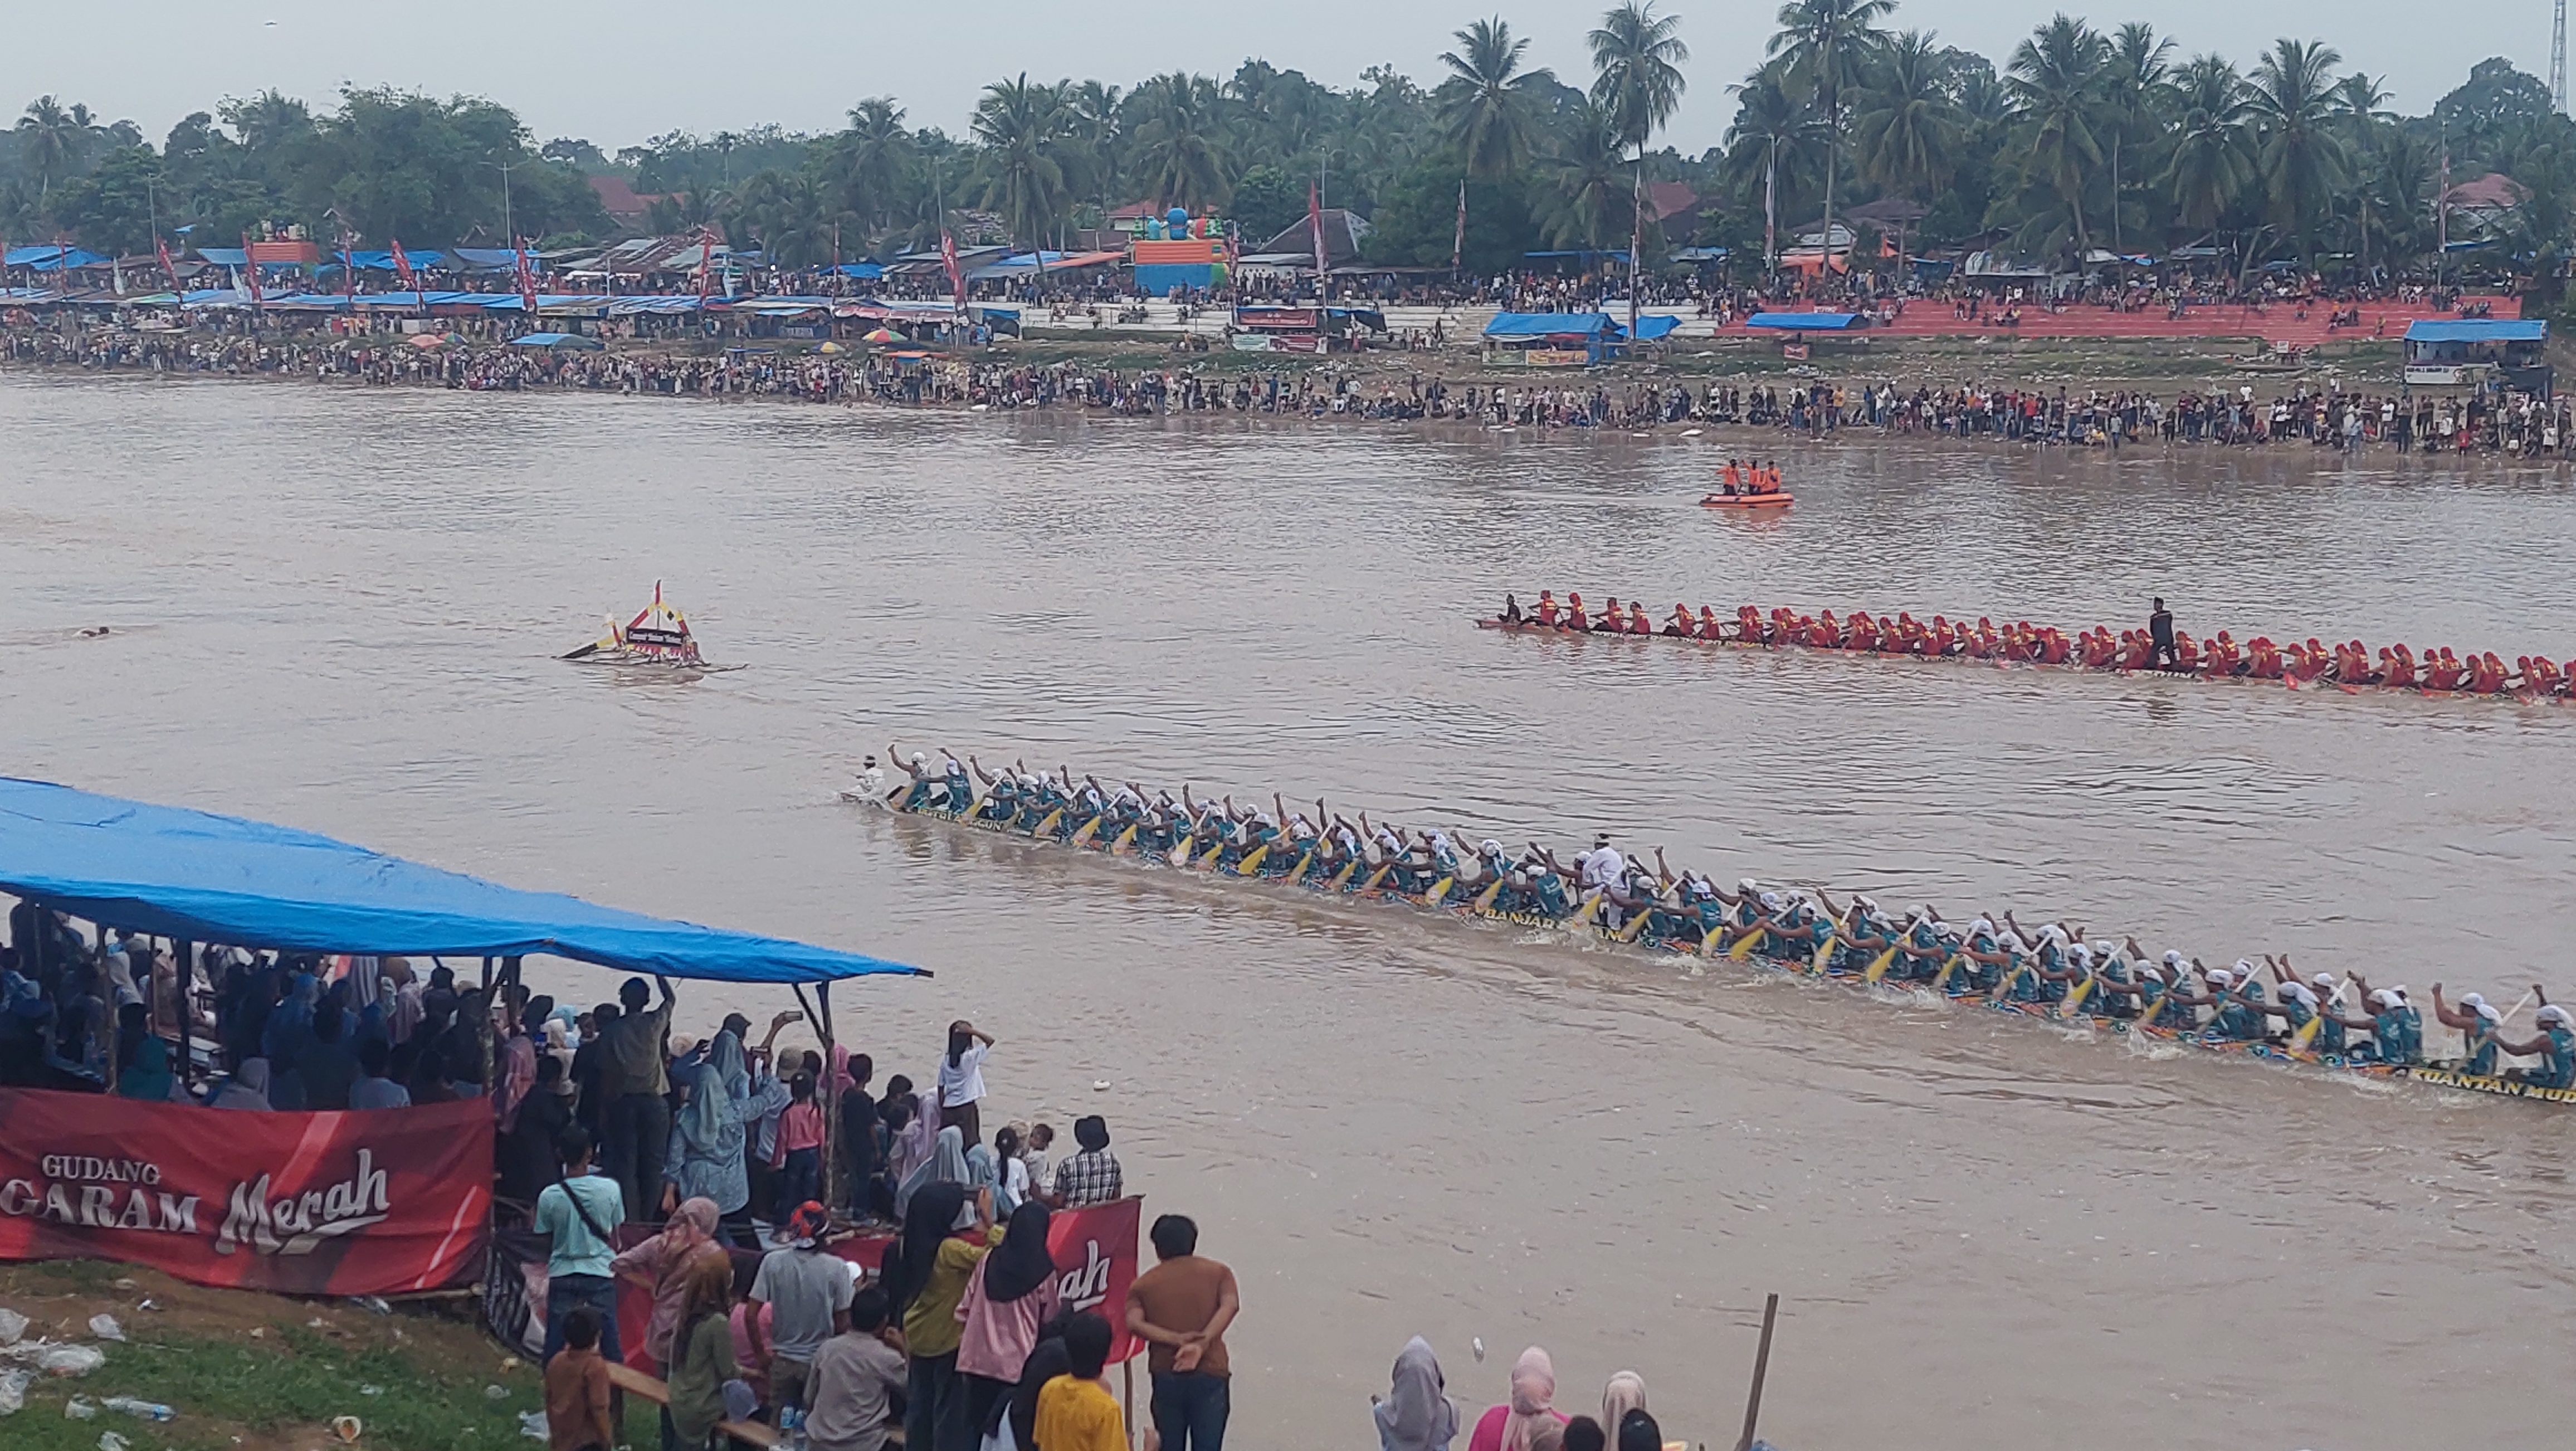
[858,748,2576,1112]
[1480,595,2576,705]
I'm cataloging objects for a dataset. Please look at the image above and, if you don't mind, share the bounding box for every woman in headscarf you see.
[896,1124,970,1219]
[996,1319,1071,1451]
[262,972,318,1065]
[1467,1347,1566,1451]
[1374,1337,1461,1451]
[209,1057,273,1111]
[666,1030,753,1244]
[612,1196,728,1374]
[1598,1371,1647,1444]
[883,1182,991,1451]
[886,1079,940,1187]
[1614,1408,1664,1451]
[964,1140,1007,1219]
[384,958,423,1046]
[115,1035,181,1103]
[494,996,548,1136]
[956,1201,1059,1438]
[663,1252,740,1451]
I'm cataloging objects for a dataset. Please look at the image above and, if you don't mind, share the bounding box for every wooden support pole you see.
[814,982,838,1223]
[175,939,194,1091]
[1734,1292,1780,1451]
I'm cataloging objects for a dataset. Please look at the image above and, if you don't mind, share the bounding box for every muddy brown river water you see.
[4,372,2574,1449]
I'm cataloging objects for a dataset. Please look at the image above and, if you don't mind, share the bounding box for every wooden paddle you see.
[1234,843,1270,877]
[1727,926,1768,962]
[1615,898,1656,943]
[1930,951,1969,992]
[1472,877,1507,914]
[1359,863,1394,894]
[1861,943,1902,983]
[1069,814,1102,848]
[1032,807,1063,838]
[2059,967,2098,1016]
[1108,822,1139,856]
[1326,860,1359,890]
[1422,874,1455,907]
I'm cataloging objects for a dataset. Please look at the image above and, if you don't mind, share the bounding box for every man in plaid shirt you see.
[1050,1114,1124,1205]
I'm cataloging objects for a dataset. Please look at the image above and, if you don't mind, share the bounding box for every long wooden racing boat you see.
[866,785,2573,1109]
[1472,615,2573,705]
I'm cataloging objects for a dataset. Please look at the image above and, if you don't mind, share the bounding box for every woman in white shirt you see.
[938,1019,995,1145]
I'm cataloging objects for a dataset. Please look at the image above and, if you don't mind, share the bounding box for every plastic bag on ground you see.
[0,1367,31,1415]
[0,1308,27,1346]
[101,1396,173,1422]
[65,1394,97,1418]
[39,1346,108,1377]
[86,1314,124,1343]
[99,1430,130,1451]
[518,1409,549,1440]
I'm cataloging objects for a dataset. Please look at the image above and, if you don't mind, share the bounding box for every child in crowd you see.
[779,1073,826,1213]
[543,1308,614,1451]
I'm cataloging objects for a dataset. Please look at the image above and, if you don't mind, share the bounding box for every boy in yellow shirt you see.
[1033,1314,1125,1451]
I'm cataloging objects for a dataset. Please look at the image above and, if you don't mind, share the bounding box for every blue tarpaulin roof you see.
[1627,314,1682,341]
[1484,311,1616,338]
[340,249,448,271]
[0,778,920,985]
[5,246,109,270]
[833,262,885,279]
[2404,318,2545,343]
[1746,311,1865,331]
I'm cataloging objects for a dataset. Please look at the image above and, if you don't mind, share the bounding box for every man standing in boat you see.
[2146,597,2178,669]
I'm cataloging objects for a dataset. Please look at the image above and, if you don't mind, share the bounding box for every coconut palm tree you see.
[1725,65,1824,267]
[1129,72,1229,210]
[1851,31,1964,202]
[1766,0,1892,272]
[840,98,913,236]
[2163,54,2251,236]
[1437,17,1556,179]
[1534,93,1629,251]
[1065,80,1124,225]
[2006,14,2111,255]
[16,96,97,197]
[2101,22,2173,252]
[972,74,1073,250]
[2246,38,2347,259]
[1588,1,1689,325]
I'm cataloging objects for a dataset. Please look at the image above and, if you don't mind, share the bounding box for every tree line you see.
[6,2,2570,295]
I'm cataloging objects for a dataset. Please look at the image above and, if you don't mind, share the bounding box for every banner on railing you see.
[0,1088,492,1296]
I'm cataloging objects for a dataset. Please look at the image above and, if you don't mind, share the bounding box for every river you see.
[4,371,2574,1449]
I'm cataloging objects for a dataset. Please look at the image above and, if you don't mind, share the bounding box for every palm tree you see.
[2246,38,2347,259]
[972,74,1074,252]
[2163,54,2253,236]
[16,96,97,197]
[1129,72,1229,210]
[1534,94,1629,250]
[1066,81,1124,226]
[2101,22,2173,252]
[841,98,913,235]
[1588,1,1689,326]
[1437,17,1556,179]
[1766,0,1892,275]
[2331,73,2394,273]
[1725,66,1824,268]
[2006,14,2111,255]
[1851,31,1964,202]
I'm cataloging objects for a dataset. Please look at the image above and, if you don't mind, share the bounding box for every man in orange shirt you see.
[1125,1215,1240,1451]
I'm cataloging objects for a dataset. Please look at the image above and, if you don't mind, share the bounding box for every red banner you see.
[0,1088,492,1296]
[1048,1196,1143,1361]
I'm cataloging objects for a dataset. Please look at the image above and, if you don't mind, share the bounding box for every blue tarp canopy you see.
[340,249,448,271]
[447,247,523,270]
[1746,311,1865,331]
[1626,314,1682,341]
[509,332,604,349]
[2403,318,2545,343]
[6,246,110,270]
[833,262,884,279]
[0,778,920,985]
[1484,311,1616,338]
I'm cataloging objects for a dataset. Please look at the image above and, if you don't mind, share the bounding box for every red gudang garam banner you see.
[1048,1195,1143,1361]
[0,1088,492,1296]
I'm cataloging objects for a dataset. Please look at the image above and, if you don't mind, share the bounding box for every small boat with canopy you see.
[562,583,740,670]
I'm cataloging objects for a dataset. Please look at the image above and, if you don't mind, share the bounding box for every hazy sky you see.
[1,1,2546,157]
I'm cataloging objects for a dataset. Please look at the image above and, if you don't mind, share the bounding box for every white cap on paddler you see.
[2462,992,2501,1022]
[2163,950,2186,970]
[2281,981,2318,1008]
[2206,966,2234,989]
[2539,1005,2572,1029]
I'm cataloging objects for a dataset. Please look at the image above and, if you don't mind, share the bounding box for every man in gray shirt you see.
[747,1202,854,1424]
[803,1286,908,1451]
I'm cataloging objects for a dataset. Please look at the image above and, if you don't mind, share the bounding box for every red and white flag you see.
[1308,181,1329,283]
[155,237,179,290]
[696,235,716,304]
[239,231,263,306]
[513,237,539,314]
[389,237,417,293]
[941,230,965,315]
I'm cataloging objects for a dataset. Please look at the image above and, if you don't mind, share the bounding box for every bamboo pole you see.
[1733,1293,1780,1451]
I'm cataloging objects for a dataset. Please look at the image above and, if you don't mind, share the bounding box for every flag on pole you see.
[940,230,965,318]
[389,237,417,292]
[513,237,539,314]
[696,235,716,305]
[240,232,264,309]
[340,232,357,301]
[1308,181,1329,284]
[155,237,179,290]
[1451,179,1468,271]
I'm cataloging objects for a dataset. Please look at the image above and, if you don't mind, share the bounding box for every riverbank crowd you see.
[877,748,2573,1091]
[4,319,2567,456]
[0,899,1257,1451]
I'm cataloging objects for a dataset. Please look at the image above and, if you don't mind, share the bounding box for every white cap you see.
[2311,972,2339,992]
[1759,891,1782,910]
[1738,878,1759,893]
[1481,839,1504,855]
[2090,940,2116,958]
[910,752,926,765]
[1998,931,2026,952]
[1855,894,1880,913]
[2070,944,2095,966]
[2234,959,2256,975]
[2367,989,2395,1009]
[2207,967,2235,988]
[2539,1005,2572,1028]
[2281,981,2318,1007]
[2470,998,2501,1023]
[2163,950,2185,967]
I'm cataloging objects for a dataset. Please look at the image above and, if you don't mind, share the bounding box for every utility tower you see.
[2557,0,2569,114]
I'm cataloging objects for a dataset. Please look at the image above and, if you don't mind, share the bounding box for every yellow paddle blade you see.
[1360,864,1393,893]
[1193,840,1227,870]
[1862,943,1900,983]
[1932,952,1965,990]
[2061,972,2096,1016]
[1033,807,1063,837]
[1328,861,1358,890]
[1108,823,1139,856]
[1170,834,1193,865]
[1571,888,1604,929]
[1423,874,1454,905]
[1472,878,1506,913]
[1235,843,1270,877]
[1728,926,1767,962]
[1809,932,1836,974]
[2289,1010,2324,1054]
[1288,849,1314,880]
[1070,814,1101,846]
[1616,903,1655,943]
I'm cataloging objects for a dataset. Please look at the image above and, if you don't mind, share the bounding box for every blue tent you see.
[4,246,109,271]
[2403,318,2546,344]
[834,262,884,280]
[509,332,604,349]
[340,249,449,271]
[1745,311,1866,331]
[1484,311,1618,338]
[0,778,920,985]
[1626,314,1682,342]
